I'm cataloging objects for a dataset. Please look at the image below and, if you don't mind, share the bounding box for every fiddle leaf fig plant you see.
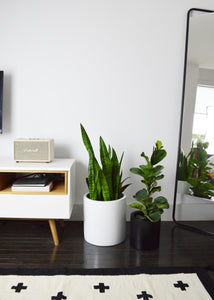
[130,141,169,222]
[81,124,130,201]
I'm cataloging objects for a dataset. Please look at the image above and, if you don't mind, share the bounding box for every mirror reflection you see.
[174,9,214,232]
[182,10,214,155]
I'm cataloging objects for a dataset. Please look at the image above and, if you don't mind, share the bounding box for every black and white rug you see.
[0,267,213,299]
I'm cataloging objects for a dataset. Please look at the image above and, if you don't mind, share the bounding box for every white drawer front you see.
[0,194,73,219]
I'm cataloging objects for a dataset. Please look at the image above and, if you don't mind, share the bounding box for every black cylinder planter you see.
[130,211,161,250]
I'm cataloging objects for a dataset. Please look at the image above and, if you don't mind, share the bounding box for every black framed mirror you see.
[173,8,214,235]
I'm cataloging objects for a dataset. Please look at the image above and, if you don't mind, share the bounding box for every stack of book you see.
[11,176,53,192]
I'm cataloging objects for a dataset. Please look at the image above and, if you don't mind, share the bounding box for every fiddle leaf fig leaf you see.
[130,167,143,176]
[153,196,169,209]
[150,186,161,195]
[130,202,147,216]
[133,188,148,201]
[149,211,161,222]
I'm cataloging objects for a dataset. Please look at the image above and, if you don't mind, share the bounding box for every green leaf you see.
[130,202,147,216]
[111,148,120,199]
[150,186,161,195]
[100,171,111,201]
[149,210,161,222]
[130,167,143,176]
[100,137,113,199]
[156,140,162,149]
[187,177,197,187]
[133,188,148,201]
[151,149,167,165]
[81,124,130,201]
[88,157,100,199]
[120,182,131,194]
[156,174,164,181]
[153,196,169,209]
[80,124,95,158]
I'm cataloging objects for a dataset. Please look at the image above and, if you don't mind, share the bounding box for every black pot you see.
[130,211,161,250]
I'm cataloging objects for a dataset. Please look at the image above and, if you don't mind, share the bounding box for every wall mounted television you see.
[0,71,3,134]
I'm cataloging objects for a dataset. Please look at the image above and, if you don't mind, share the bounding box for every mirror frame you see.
[172,8,214,236]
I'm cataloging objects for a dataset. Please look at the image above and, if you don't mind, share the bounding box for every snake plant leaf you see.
[88,158,101,199]
[80,124,95,158]
[87,156,98,199]
[120,183,131,194]
[100,170,111,201]
[100,137,113,199]
[111,148,121,199]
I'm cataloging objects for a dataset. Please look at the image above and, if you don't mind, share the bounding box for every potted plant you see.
[187,141,214,199]
[129,141,169,250]
[80,124,130,246]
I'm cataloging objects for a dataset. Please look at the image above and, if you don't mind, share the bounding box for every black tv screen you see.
[0,71,3,134]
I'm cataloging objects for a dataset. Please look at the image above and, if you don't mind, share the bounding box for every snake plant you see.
[81,124,130,201]
[130,141,169,222]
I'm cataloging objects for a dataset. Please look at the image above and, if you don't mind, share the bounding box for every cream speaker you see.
[14,139,54,162]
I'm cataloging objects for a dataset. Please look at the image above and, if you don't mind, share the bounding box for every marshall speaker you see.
[14,139,54,162]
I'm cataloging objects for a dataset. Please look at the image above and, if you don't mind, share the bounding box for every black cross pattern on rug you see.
[11,282,27,293]
[94,282,110,293]
[174,280,189,291]
[51,291,67,300]
[137,291,153,299]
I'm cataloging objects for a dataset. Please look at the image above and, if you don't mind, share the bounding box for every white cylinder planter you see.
[177,180,190,195]
[83,193,127,246]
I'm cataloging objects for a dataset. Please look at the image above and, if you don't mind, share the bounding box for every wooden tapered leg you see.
[48,219,59,246]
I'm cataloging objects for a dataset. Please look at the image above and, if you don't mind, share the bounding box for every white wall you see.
[0,0,214,221]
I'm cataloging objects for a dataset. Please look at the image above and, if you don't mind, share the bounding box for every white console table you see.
[0,159,75,245]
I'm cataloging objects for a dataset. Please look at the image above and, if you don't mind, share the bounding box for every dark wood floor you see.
[0,220,214,281]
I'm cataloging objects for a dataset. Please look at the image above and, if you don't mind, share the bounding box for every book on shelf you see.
[11,181,54,192]
[12,176,49,187]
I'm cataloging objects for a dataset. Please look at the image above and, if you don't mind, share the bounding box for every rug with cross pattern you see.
[0,266,213,299]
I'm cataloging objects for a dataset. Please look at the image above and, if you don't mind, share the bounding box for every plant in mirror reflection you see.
[177,148,193,181]
[187,141,214,198]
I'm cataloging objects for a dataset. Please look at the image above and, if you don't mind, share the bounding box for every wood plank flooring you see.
[0,220,213,281]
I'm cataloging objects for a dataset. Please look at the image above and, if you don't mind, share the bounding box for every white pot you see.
[177,180,190,195]
[83,193,127,246]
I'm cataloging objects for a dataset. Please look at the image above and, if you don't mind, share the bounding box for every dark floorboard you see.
[0,220,214,281]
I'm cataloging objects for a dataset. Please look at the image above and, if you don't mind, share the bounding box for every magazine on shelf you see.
[11,181,54,192]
